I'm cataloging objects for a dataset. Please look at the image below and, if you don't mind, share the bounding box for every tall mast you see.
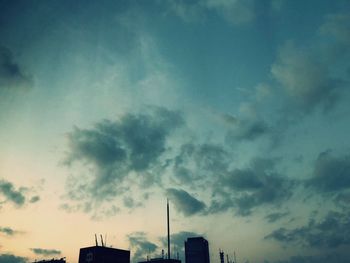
[167,199,170,260]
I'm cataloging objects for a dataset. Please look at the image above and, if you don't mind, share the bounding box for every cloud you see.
[65,107,183,171]
[0,179,26,207]
[319,13,350,44]
[165,0,256,25]
[268,252,350,263]
[127,232,158,263]
[265,210,350,248]
[209,158,295,216]
[334,192,350,207]
[166,188,206,216]
[29,196,40,203]
[271,42,341,113]
[306,150,350,193]
[0,227,24,237]
[123,196,143,209]
[264,212,290,223]
[270,12,350,116]
[172,143,229,186]
[0,226,22,236]
[220,107,270,143]
[63,107,183,215]
[225,118,269,141]
[30,248,61,256]
[0,254,27,263]
[203,0,255,25]
[0,46,33,90]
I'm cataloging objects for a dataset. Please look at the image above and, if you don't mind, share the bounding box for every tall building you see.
[78,246,130,263]
[185,237,210,263]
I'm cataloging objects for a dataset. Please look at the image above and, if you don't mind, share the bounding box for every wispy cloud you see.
[30,248,61,256]
[0,226,22,236]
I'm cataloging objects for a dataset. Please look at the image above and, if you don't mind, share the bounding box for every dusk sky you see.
[1,1,350,263]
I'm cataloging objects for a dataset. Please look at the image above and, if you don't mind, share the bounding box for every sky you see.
[0,0,350,263]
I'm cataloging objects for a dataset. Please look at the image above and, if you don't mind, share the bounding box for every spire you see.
[167,199,170,260]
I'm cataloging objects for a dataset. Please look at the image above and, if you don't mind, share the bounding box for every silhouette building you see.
[33,258,66,263]
[78,246,130,263]
[185,237,210,263]
[138,259,181,263]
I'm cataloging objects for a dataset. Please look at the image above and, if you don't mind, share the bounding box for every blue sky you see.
[1,1,350,263]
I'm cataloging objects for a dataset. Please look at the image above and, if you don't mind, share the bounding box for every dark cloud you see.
[0,46,33,90]
[63,107,183,215]
[166,188,206,217]
[65,107,183,171]
[0,254,27,263]
[209,158,295,216]
[265,210,350,248]
[0,179,26,206]
[306,150,350,193]
[172,143,229,187]
[264,212,290,223]
[0,226,21,236]
[127,232,158,263]
[30,248,61,256]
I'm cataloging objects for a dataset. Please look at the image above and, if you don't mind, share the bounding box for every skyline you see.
[1,1,350,263]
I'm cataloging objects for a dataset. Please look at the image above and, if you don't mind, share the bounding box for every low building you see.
[33,258,66,263]
[78,246,130,263]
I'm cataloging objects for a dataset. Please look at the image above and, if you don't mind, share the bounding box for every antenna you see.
[227,254,229,263]
[167,199,170,260]
[234,251,237,263]
[95,234,98,246]
[105,234,107,247]
[219,249,225,263]
[100,234,104,247]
